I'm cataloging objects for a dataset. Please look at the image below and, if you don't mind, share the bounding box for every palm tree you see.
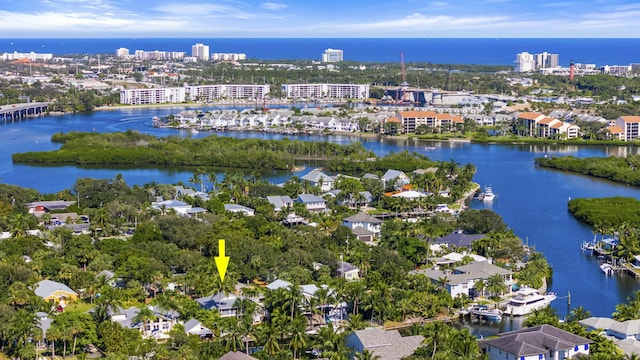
[288,315,308,359]
[133,306,156,338]
[486,273,507,300]
[94,286,124,322]
[567,306,592,323]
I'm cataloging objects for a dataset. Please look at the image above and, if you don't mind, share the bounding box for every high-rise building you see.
[191,43,210,61]
[322,48,343,63]
[116,48,130,58]
[534,52,559,69]
[514,52,535,72]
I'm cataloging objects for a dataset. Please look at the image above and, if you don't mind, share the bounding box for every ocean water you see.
[1,38,639,66]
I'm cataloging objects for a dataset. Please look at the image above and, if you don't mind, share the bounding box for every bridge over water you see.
[0,102,49,122]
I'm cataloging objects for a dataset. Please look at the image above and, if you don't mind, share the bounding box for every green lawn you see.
[65,302,93,313]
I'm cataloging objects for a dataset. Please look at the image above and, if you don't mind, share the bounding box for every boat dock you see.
[581,240,640,278]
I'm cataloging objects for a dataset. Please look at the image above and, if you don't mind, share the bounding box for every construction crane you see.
[400,52,410,102]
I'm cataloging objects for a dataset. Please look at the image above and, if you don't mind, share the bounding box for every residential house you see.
[608,125,625,140]
[183,318,213,339]
[579,317,640,341]
[111,305,181,340]
[266,195,294,212]
[381,169,410,189]
[301,170,335,192]
[482,324,591,360]
[26,200,76,215]
[224,204,256,216]
[296,194,327,213]
[219,351,258,360]
[345,327,424,360]
[342,213,382,243]
[614,116,640,141]
[34,279,78,307]
[411,261,513,298]
[337,261,360,281]
[151,199,207,217]
[174,185,209,201]
[195,292,245,318]
[432,230,486,251]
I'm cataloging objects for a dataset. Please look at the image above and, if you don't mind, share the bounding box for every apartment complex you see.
[515,112,580,139]
[394,110,464,133]
[613,116,640,141]
[211,53,247,61]
[191,43,210,61]
[514,52,559,72]
[120,87,186,105]
[185,84,270,101]
[1,51,53,61]
[281,83,369,99]
[115,48,130,58]
[133,50,186,60]
[322,48,343,63]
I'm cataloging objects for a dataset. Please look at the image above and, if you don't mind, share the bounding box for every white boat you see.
[424,146,437,151]
[482,186,496,202]
[468,305,502,321]
[600,263,614,276]
[505,287,556,316]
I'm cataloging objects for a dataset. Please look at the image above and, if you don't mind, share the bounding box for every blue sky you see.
[1,0,640,38]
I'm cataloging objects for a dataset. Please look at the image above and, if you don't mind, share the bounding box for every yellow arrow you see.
[214,239,230,282]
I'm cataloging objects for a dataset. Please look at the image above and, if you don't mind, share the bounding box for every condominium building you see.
[115,48,130,58]
[191,43,210,61]
[397,111,463,133]
[515,112,580,139]
[120,87,186,105]
[133,50,186,60]
[185,84,270,101]
[281,83,369,99]
[514,51,559,72]
[322,48,343,63]
[211,53,247,61]
[614,116,640,141]
[514,52,535,73]
[0,51,53,61]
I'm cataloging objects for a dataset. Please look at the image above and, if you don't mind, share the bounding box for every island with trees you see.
[535,154,640,186]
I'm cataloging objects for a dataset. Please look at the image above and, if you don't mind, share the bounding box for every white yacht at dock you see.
[505,287,556,316]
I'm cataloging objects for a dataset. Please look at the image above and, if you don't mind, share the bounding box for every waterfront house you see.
[224,204,256,217]
[579,317,640,341]
[266,195,294,212]
[296,194,327,212]
[34,279,78,307]
[482,324,591,360]
[301,170,335,192]
[345,327,424,360]
[411,261,513,298]
[342,213,382,243]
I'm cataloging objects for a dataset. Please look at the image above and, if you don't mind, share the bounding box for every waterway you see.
[2,107,640,319]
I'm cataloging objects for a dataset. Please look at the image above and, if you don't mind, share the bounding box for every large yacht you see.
[482,186,496,202]
[505,287,556,316]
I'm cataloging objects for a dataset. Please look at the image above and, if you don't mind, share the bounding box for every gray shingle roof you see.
[347,328,424,360]
[301,170,334,183]
[296,194,325,203]
[34,280,78,298]
[343,213,382,224]
[435,232,485,248]
[483,324,592,357]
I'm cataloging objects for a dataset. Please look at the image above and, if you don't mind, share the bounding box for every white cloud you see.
[260,2,287,10]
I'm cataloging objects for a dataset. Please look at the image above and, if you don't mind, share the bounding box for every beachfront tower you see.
[514,52,535,72]
[322,48,343,63]
[192,43,210,61]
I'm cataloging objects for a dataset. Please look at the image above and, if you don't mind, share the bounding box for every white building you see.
[120,87,186,105]
[515,52,535,72]
[191,43,210,61]
[212,53,247,61]
[133,50,185,60]
[534,52,559,69]
[115,48,130,58]
[281,83,369,100]
[185,84,270,101]
[1,51,53,61]
[322,48,343,63]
